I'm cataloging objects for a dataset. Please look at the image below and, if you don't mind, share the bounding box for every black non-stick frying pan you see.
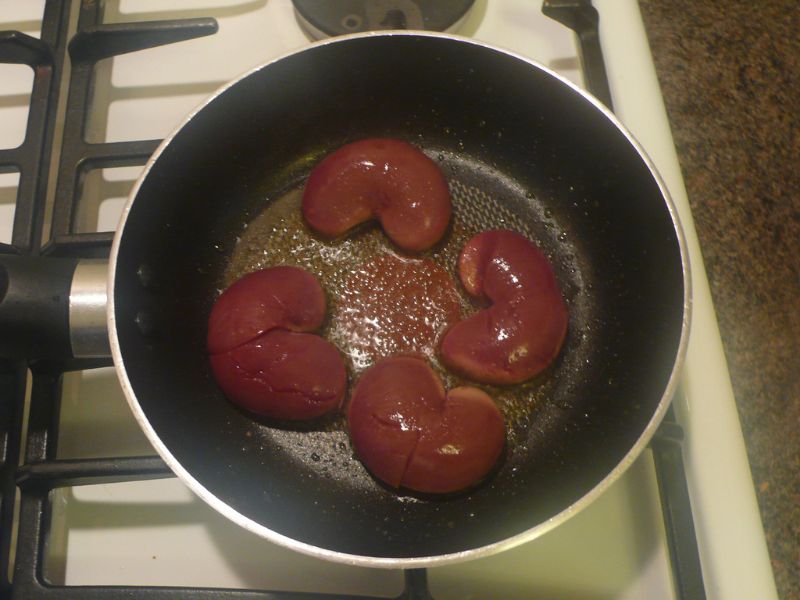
[6,32,691,567]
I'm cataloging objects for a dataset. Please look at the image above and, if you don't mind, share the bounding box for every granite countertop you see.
[639,2,799,599]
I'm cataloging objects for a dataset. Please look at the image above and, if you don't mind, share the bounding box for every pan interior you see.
[113,34,685,560]
[221,150,591,436]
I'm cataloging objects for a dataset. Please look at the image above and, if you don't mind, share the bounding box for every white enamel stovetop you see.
[0,1,777,598]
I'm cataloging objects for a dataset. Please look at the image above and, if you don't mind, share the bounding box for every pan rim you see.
[108,30,692,569]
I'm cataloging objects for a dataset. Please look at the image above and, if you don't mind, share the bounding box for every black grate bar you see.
[17,456,172,490]
[0,145,27,170]
[0,30,52,65]
[10,491,431,600]
[0,242,19,255]
[542,0,614,110]
[77,139,162,167]
[399,570,432,600]
[50,138,159,238]
[23,364,62,466]
[0,1,71,254]
[10,490,49,591]
[50,2,217,239]
[652,408,708,600]
[543,3,706,597]
[69,19,220,63]
[42,233,114,259]
[13,585,392,600]
[0,359,28,590]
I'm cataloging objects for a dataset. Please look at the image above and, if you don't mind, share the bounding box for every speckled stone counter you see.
[638,2,800,598]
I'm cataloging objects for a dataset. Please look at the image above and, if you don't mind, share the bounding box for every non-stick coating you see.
[113,35,685,560]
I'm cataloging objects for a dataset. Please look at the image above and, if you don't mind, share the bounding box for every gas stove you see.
[0,1,778,598]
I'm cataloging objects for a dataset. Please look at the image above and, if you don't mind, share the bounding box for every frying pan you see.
[1,33,690,567]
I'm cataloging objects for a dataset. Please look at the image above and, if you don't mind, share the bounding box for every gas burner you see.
[292,0,475,39]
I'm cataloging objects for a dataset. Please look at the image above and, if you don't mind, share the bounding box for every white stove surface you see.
[0,1,778,598]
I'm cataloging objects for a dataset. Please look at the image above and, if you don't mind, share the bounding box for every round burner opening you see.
[293,0,476,40]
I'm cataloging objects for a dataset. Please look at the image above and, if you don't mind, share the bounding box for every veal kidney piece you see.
[302,139,452,252]
[440,230,568,385]
[207,267,346,420]
[348,356,505,494]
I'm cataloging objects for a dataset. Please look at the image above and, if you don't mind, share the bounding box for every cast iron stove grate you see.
[0,1,705,598]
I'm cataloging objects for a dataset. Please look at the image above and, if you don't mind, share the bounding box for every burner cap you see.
[293,0,475,39]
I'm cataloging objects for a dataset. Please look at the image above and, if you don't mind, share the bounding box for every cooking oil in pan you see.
[221,174,584,451]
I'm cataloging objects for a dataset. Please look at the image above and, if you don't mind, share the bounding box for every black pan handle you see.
[0,255,110,360]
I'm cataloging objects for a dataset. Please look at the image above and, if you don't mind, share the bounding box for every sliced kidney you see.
[458,229,559,301]
[302,138,452,252]
[348,356,504,494]
[207,266,345,420]
[209,329,346,420]
[440,230,568,385]
[207,266,325,354]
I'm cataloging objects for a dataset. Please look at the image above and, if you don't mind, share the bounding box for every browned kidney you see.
[207,266,325,354]
[440,230,568,384]
[348,356,505,494]
[209,329,346,420]
[207,266,345,420]
[302,139,452,252]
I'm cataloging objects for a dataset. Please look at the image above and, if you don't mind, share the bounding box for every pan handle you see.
[0,255,109,360]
